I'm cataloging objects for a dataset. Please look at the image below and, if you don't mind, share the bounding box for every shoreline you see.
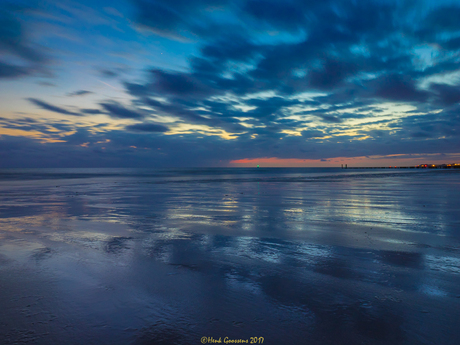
[345,164,460,169]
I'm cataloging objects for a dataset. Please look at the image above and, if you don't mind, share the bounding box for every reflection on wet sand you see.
[0,169,460,344]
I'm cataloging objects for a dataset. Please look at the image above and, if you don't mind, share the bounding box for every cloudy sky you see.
[1,0,460,168]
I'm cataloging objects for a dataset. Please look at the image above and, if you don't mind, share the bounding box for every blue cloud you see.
[99,102,145,119]
[67,90,93,97]
[27,98,81,116]
[0,6,48,79]
[125,122,169,132]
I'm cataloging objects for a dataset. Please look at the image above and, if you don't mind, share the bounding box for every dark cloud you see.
[370,74,430,103]
[147,69,215,99]
[244,97,301,121]
[199,37,262,64]
[133,0,230,40]
[308,59,358,90]
[81,108,105,115]
[389,105,460,142]
[140,97,245,133]
[0,61,32,79]
[27,98,81,116]
[125,122,169,132]
[0,7,48,79]
[99,102,145,119]
[410,131,432,138]
[424,6,460,32]
[243,0,307,33]
[439,36,460,51]
[67,90,93,97]
[248,40,313,82]
[134,0,185,38]
[316,114,343,124]
[0,8,45,63]
[0,117,78,141]
[49,122,74,131]
[99,69,118,78]
[301,129,325,139]
[430,83,460,106]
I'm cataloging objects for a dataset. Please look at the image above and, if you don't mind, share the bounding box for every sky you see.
[1,0,460,168]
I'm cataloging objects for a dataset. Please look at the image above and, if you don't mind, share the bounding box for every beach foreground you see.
[0,168,459,344]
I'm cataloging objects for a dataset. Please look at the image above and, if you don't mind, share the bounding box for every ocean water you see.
[0,168,459,344]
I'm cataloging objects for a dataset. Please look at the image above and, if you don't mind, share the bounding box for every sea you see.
[0,168,459,344]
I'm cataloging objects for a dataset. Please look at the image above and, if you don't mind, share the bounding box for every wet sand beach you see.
[0,168,459,344]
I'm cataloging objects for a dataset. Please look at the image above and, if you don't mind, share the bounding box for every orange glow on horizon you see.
[229,154,460,167]
[230,157,329,167]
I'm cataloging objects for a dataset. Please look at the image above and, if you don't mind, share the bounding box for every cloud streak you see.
[27,98,81,116]
[99,102,145,119]
[67,90,93,97]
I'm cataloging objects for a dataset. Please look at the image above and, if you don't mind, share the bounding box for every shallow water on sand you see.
[0,168,459,344]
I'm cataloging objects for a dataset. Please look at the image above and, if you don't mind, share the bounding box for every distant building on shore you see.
[346,163,460,169]
[416,163,460,169]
